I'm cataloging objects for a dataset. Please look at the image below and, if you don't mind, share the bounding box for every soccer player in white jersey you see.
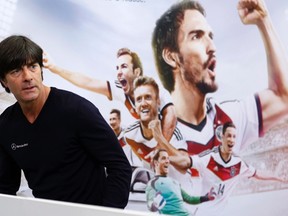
[152,0,288,197]
[124,76,192,189]
[43,48,176,142]
[173,121,287,216]
[109,108,133,164]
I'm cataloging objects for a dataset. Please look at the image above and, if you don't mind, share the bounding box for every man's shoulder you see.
[124,121,141,134]
[50,87,88,104]
[0,102,18,123]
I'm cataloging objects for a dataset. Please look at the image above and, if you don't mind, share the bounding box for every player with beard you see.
[43,48,176,142]
[152,0,288,197]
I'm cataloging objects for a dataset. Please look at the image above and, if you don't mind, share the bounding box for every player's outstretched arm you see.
[181,187,215,205]
[43,52,110,98]
[253,170,288,183]
[238,0,288,132]
[148,119,189,173]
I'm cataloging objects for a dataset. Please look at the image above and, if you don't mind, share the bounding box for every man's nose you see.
[22,67,33,80]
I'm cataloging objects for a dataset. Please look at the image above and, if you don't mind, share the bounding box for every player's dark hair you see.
[152,0,205,93]
[153,149,167,162]
[0,35,43,93]
[110,108,121,120]
[222,121,236,135]
[117,48,143,76]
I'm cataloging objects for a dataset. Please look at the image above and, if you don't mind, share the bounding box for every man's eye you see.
[30,64,38,70]
[9,69,20,75]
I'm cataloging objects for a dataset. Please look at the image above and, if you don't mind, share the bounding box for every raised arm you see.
[43,53,111,98]
[181,187,215,205]
[238,0,288,132]
[161,105,177,142]
[253,170,288,183]
[148,119,189,172]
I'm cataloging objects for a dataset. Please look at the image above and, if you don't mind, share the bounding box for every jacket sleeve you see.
[75,100,132,208]
[0,145,21,195]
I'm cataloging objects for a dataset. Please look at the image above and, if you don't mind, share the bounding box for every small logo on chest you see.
[11,143,29,150]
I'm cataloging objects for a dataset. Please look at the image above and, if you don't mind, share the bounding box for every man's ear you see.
[134,67,141,77]
[157,98,160,108]
[0,79,7,88]
[162,48,179,68]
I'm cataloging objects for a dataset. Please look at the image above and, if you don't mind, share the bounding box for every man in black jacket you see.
[0,35,132,209]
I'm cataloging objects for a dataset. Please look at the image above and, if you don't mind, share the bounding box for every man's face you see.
[134,84,159,126]
[109,113,121,133]
[1,63,43,104]
[176,9,218,95]
[154,151,170,176]
[116,54,139,96]
[221,127,236,154]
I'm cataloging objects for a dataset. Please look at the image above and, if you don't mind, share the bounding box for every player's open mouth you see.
[228,144,233,148]
[120,79,127,87]
[208,59,216,72]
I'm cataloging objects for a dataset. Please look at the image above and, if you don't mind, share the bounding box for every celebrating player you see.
[146,149,215,216]
[173,121,287,216]
[43,48,176,142]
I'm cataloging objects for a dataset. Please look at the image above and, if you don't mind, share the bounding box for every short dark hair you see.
[133,75,159,99]
[222,122,236,135]
[0,35,43,93]
[152,149,167,162]
[110,108,121,119]
[152,0,205,93]
[117,48,143,76]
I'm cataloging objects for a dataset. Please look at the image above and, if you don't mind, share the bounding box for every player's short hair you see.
[110,108,121,120]
[222,121,236,135]
[152,0,205,93]
[153,149,167,162]
[133,75,159,99]
[117,47,143,76]
[0,35,43,93]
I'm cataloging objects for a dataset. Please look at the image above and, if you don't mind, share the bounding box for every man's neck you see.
[220,145,232,162]
[20,86,50,124]
[172,82,207,125]
[141,122,153,140]
[114,127,122,137]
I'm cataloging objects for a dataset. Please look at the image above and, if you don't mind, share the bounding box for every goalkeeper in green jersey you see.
[145,149,215,216]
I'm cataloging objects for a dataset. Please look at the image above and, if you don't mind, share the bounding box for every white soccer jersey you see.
[178,95,262,214]
[177,95,261,177]
[123,121,192,189]
[108,80,174,119]
[124,121,186,167]
[192,147,256,216]
[116,127,134,165]
[178,95,262,156]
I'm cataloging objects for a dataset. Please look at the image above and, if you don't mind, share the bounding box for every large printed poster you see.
[1,0,288,215]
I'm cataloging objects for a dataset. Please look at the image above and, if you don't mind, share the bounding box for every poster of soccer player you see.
[0,0,288,215]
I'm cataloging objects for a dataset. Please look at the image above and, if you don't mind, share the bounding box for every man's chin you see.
[198,83,218,94]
